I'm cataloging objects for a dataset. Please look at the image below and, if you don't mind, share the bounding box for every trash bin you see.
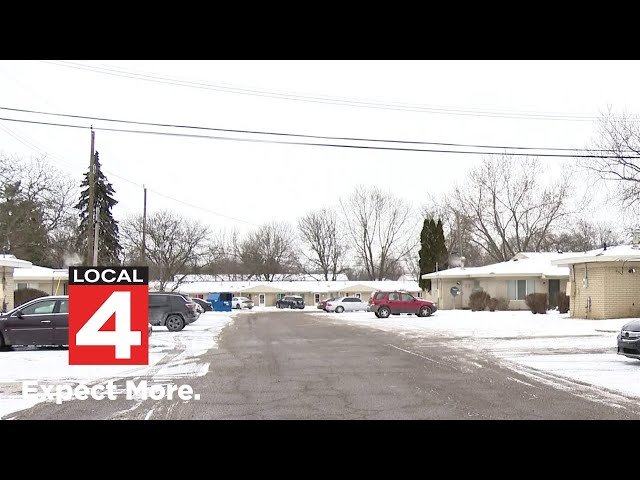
[207,292,233,312]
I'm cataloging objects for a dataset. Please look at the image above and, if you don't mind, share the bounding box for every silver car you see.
[325,297,369,313]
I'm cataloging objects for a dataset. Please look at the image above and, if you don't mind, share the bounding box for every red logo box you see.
[68,267,149,365]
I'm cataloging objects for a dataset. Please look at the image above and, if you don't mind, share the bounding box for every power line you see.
[0,115,636,159]
[39,60,606,122]
[0,105,612,152]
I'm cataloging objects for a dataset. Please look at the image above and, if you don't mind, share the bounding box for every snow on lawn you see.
[0,312,233,419]
[312,309,640,400]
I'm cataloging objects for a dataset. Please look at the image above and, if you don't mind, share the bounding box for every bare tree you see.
[239,222,299,281]
[340,185,417,280]
[537,218,623,252]
[200,229,247,280]
[120,210,209,291]
[581,108,640,213]
[298,207,348,280]
[452,156,574,263]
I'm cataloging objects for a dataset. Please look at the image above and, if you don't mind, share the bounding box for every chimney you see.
[633,229,640,249]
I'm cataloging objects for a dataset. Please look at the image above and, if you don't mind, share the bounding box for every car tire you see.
[289,304,294,309]
[166,315,185,332]
[0,333,7,350]
[335,306,344,313]
[378,306,391,318]
[374,312,381,318]
[419,306,432,317]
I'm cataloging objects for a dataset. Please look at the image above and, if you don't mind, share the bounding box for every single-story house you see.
[13,265,69,296]
[153,279,423,307]
[422,252,570,310]
[0,255,33,311]
[551,244,640,320]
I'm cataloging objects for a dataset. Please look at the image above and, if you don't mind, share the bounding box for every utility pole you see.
[141,185,147,262]
[456,210,462,260]
[86,128,96,265]
[93,205,100,266]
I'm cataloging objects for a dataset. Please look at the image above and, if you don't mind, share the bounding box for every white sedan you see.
[325,297,369,313]
[232,296,254,309]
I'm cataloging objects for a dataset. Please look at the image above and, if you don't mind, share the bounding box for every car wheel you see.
[378,306,391,318]
[235,304,241,309]
[289,304,295,309]
[374,312,381,318]
[419,306,432,317]
[335,306,344,313]
[0,333,7,350]
[166,315,185,332]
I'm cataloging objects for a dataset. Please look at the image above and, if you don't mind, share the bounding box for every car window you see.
[401,293,414,302]
[58,299,69,314]
[375,292,385,300]
[388,293,399,301]
[21,300,57,315]
[149,295,167,306]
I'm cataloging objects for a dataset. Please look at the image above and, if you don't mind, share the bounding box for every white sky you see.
[0,60,637,235]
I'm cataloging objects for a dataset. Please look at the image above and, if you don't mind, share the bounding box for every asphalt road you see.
[13,311,640,419]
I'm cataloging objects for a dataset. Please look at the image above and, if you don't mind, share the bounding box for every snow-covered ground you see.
[0,312,233,419]
[308,309,640,400]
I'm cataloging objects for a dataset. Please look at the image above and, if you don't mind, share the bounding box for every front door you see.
[548,279,560,309]
[259,294,265,306]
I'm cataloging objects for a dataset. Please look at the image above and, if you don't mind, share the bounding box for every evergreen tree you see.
[435,219,449,272]
[418,218,436,291]
[75,152,122,265]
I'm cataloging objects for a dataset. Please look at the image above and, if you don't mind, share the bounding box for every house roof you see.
[422,251,571,279]
[0,255,32,270]
[551,244,640,266]
[153,279,422,294]
[14,265,68,280]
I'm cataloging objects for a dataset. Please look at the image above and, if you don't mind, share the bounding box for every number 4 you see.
[76,291,142,359]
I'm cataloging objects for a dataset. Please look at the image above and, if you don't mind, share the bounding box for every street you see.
[12,310,640,420]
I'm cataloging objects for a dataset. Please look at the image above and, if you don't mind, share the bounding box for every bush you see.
[495,297,509,311]
[469,290,491,311]
[14,288,49,309]
[487,297,498,311]
[525,293,548,314]
[557,292,570,314]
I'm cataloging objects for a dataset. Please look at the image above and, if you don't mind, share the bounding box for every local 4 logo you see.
[68,266,149,365]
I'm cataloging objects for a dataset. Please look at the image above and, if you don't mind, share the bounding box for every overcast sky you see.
[0,60,637,236]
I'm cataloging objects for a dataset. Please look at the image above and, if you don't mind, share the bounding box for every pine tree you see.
[435,219,449,272]
[75,151,122,265]
[418,218,436,291]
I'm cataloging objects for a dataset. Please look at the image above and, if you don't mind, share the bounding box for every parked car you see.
[276,295,305,309]
[368,291,437,318]
[149,292,200,331]
[325,297,369,313]
[191,298,212,312]
[232,296,254,309]
[617,320,640,360]
[0,295,154,348]
[317,297,335,311]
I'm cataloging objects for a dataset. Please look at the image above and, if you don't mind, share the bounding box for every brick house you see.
[552,244,640,320]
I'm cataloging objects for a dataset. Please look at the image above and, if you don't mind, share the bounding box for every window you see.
[277,293,286,300]
[58,300,68,314]
[508,279,535,300]
[16,283,38,290]
[388,292,399,301]
[149,295,168,307]
[416,291,423,298]
[314,293,320,303]
[401,293,414,302]
[375,292,385,300]
[355,293,361,299]
[21,300,57,315]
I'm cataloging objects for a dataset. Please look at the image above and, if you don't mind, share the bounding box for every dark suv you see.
[149,292,200,331]
[368,291,437,318]
[276,295,305,309]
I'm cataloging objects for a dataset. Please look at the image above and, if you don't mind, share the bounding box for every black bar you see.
[69,266,149,285]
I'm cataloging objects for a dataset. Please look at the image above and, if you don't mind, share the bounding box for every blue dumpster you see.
[207,292,233,312]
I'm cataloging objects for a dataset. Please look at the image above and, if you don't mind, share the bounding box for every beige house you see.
[154,279,423,306]
[552,244,640,320]
[422,252,570,310]
[13,266,69,296]
[0,255,33,311]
